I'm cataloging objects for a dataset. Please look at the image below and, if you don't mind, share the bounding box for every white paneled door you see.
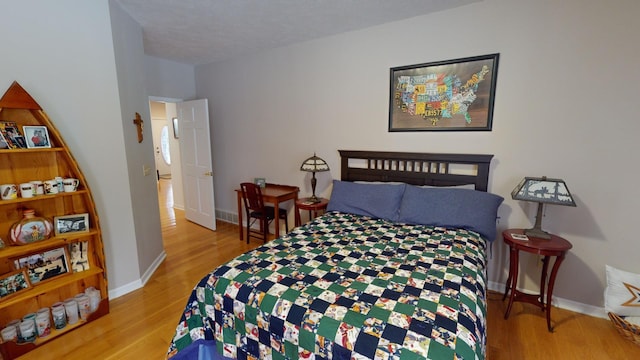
[177,99,216,230]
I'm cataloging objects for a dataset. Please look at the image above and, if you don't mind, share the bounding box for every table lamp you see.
[300,153,330,203]
[511,176,576,239]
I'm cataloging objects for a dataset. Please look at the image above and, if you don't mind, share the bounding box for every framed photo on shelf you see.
[69,241,90,273]
[54,213,90,236]
[0,270,31,299]
[0,121,27,148]
[23,125,52,148]
[388,53,500,132]
[254,177,266,188]
[13,247,70,285]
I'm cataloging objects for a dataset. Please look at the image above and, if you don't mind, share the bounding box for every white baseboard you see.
[487,280,606,319]
[141,250,166,286]
[109,279,142,299]
[108,250,166,299]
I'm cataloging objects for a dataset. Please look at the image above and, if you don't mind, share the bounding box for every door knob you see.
[204,171,213,176]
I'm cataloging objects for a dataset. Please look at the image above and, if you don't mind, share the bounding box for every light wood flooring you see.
[16,180,640,359]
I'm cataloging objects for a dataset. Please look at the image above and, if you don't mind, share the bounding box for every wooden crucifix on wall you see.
[133,112,144,143]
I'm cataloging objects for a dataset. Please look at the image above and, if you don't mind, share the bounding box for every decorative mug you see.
[19,182,34,198]
[63,178,79,192]
[44,179,59,195]
[30,180,45,196]
[1,184,18,200]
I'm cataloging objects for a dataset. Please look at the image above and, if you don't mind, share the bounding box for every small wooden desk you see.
[502,229,572,332]
[236,183,299,241]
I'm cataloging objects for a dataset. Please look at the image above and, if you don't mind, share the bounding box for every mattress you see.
[168,211,488,360]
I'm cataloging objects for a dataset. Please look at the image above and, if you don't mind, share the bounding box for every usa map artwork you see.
[389,54,499,131]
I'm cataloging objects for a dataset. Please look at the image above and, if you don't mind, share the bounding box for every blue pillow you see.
[327,180,406,221]
[398,185,504,241]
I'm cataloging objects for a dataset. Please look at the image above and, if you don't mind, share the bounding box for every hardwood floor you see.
[16,180,640,359]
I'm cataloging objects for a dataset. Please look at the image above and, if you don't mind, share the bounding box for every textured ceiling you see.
[116,0,481,65]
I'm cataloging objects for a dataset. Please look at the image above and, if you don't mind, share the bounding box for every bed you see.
[167,150,503,360]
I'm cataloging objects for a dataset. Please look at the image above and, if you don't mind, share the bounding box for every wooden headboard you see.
[339,150,494,192]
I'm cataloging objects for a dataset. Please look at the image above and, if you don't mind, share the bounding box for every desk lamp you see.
[300,153,330,203]
[511,176,576,239]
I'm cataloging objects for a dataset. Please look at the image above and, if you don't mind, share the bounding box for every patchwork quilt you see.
[168,212,488,360]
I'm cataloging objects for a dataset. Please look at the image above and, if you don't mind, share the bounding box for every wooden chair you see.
[240,182,289,243]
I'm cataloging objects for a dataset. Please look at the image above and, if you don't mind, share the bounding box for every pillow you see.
[327,180,406,221]
[397,185,503,240]
[605,265,640,316]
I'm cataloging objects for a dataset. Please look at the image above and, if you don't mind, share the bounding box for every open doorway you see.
[149,100,185,210]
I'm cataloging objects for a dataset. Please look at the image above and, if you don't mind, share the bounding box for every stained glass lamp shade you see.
[300,154,330,203]
[511,176,576,239]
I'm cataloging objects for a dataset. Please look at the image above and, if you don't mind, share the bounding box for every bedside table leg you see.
[545,252,566,332]
[540,256,550,309]
[504,245,519,319]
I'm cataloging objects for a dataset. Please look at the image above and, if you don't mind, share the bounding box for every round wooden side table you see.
[294,197,329,226]
[502,229,573,332]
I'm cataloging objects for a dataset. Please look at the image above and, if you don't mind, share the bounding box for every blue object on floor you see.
[171,339,231,360]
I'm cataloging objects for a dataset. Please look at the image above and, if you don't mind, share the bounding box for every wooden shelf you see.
[0,189,89,205]
[0,230,98,258]
[0,82,109,359]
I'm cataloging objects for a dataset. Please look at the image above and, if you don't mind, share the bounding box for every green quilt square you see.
[256,269,274,279]
[371,278,389,288]
[367,306,391,322]
[299,329,315,352]
[338,261,352,269]
[284,340,299,360]
[427,341,454,359]
[214,278,230,294]
[245,305,257,324]
[455,336,475,359]
[235,318,245,334]
[223,326,236,344]
[411,271,426,280]
[277,266,293,276]
[298,265,314,274]
[327,283,346,294]
[343,310,366,328]
[281,288,301,302]
[417,299,437,312]
[356,259,370,268]
[260,294,278,313]
[438,295,458,309]
[205,288,215,304]
[318,263,333,272]
[234,272,251,283]
[316,317,340,340]
[372,258,387,266]
[304,285,323,297]
[399,348,421,360]
[393,302,415,316]
[392,275,408,285]
[349,281,368,291]
[272,350,286,360]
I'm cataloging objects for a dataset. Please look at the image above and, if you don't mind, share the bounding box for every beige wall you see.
[195,0,640,314]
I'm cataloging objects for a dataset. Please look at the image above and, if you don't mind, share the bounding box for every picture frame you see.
[172,117,179,139]
[54,213,90,236]
[0,121,27,148]
[389,53,500,132]
[13,247,70,285]
[0,269,31,300]
[23,125,52,148]
[69,241,90,273]
[254,177,266,188]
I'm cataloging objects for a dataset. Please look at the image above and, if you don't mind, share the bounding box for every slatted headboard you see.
[339,150,494,192]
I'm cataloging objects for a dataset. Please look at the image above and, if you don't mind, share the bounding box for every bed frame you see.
[339,150,494,192]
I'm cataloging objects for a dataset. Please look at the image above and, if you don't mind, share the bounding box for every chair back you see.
[240,182,265,213]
